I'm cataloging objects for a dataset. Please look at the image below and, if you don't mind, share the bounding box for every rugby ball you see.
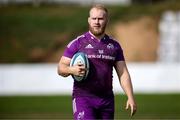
[70,52,89,82]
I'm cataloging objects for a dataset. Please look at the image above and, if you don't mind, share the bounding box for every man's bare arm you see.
[114,61,137,116]
[57,56,86,77]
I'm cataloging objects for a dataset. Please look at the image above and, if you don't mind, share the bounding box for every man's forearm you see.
[58,63,71,77]
[120,75,135,100]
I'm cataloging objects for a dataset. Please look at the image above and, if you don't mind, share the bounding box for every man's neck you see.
[89,31,105,40]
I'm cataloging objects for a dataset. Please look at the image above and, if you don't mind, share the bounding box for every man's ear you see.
[88,17,90,24]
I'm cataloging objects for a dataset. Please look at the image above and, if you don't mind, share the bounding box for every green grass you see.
[0,5,89,63]
[0,94,180,119]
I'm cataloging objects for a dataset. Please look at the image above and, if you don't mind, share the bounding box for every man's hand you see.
[70,62,86,77]
[125,99,137,116]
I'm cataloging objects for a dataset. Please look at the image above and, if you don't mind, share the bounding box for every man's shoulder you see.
[75,33,87,40]
[67,33,87,48]
[106,35,120,45]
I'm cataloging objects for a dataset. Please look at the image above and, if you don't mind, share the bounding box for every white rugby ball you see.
[70,52,89,82]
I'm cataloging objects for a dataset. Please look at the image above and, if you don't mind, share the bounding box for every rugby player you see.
[58,4,137,119]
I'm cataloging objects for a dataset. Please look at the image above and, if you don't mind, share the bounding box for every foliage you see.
[1,1,180,63]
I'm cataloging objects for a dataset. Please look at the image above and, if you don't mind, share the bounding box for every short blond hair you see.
[89,4,108,17]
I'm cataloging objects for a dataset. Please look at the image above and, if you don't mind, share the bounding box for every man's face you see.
[88,8,108,36]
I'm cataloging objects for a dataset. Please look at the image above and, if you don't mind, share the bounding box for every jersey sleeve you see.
[115,42,125,61]
[63,39,79,58]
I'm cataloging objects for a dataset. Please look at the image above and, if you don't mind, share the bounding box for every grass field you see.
[0,94,180,119]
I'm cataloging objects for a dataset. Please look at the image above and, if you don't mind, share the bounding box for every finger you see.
[130,105,134,116]
[79,68,86,72]
[78,74,84,77]
[77,70,85,76]
[130,105,137,116]
[78,65,85,70]
[77,61,83,66]
[131,110,136,116]
[80,71,85,74]
[125,102,129,110]
[79,65,86,71]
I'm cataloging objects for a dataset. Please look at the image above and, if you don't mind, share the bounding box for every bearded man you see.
[58,4,137,120]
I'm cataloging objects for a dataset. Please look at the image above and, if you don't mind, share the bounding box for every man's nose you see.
[95,19,99,24]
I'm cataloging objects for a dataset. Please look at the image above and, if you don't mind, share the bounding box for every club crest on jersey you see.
[85,44,93,49]
[107,43,114,49]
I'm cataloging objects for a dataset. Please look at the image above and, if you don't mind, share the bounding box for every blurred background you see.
[0,0,180,119]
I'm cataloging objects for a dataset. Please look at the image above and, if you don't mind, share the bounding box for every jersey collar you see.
[87,31,107,42]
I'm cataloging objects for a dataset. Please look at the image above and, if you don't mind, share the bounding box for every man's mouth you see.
[94,26,101,28]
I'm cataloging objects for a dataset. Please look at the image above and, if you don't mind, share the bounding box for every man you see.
[58,4,137,119]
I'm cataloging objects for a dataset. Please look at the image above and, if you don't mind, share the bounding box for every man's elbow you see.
[57,68,70,77]
[60,73,70,77]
